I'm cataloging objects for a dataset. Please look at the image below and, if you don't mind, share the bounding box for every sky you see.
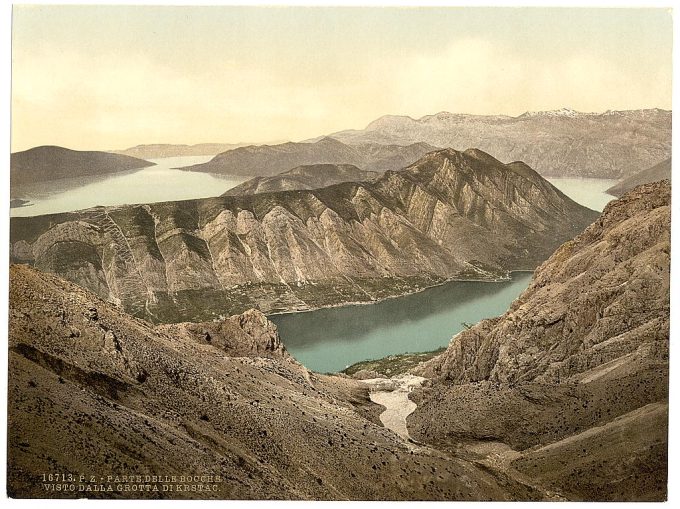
[10,5,673,152]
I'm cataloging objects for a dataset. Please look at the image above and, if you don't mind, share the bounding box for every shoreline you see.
[266,269,535,318]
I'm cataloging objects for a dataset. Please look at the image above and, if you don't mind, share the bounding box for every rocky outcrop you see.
[408,181,670,501]
[11,145,154,188]
[156,309,290,359]
[222,164,378,196]
[10,148,598,323]
[326,109,671,179]
[606,157,671,197]
[179,137,439,176]
[8,264,539,500]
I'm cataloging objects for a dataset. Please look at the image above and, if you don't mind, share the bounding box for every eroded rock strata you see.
[409,181,670,501]
[10,148,598,323]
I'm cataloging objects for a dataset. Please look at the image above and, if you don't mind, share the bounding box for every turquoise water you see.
[547,177,618,212]
[271,179,617,373]
[270,272,533,373]
[10,155,246,217]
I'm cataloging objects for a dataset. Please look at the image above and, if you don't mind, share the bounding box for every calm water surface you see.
[547,177,618,212]
[272,178,617,372]
[271,272,533,373]
[10,155,246,217]
[12,162,616,372]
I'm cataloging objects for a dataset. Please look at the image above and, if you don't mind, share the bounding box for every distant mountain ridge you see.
[113,143,252,159]
[10,148,597,323]
[10,145,154,187]
[606,158,672,197]
[222,164,378,196]
[179,137,440,176]
[322,108,671,179]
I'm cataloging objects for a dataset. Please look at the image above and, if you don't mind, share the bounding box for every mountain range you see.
[9,148,597,323]
[178,138,440,176]
[113,143,252,159]
[222,164,378,196]
[319,108,671,179]
[7,180,669,500]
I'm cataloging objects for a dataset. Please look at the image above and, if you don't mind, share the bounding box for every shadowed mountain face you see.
[409,181,670,501]
[179,137,440,176]
[113,143,249,159]
[10,146,155,187]
[606,158,672,197]
[10,148,598,323]
[324,109,671,179]
[8,264,543,500]
[222,164,378,196]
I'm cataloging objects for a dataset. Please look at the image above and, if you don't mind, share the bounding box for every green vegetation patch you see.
[342,347,446,377]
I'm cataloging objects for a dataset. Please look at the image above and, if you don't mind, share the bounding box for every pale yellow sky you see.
[11,5,673,152]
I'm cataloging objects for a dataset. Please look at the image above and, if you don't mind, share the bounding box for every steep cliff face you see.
[328,109,671,179]
[10,148,598,323]
[8,264,538,500]
[179,137,439,176]
[409,181,670,501]
[222,164,378,196]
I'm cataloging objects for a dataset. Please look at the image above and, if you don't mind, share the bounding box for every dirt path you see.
[361,374,426,441]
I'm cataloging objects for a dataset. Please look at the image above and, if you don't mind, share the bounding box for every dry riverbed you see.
[361,374,426,441]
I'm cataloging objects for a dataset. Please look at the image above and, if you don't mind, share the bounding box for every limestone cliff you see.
[10,148,598,323]
[409,181,670,501]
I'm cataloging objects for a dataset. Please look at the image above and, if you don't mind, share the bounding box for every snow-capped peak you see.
[519,107,583,118]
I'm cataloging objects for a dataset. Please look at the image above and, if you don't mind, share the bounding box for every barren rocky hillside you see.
[10,146,155,187]
[409,180,670,501]
[327,109,671,179]
[10,148,597,323]
[8,264,541,500]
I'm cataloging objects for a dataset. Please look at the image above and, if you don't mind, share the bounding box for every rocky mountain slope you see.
[408,180,670,501]
[113,143,249,159]
[10,148,597,323]
[222,164,378,196]
[606,157,672,197]
[324,109,671,179]
[10,146,154,188]
[8,264,541,500]
[179,137,439,176]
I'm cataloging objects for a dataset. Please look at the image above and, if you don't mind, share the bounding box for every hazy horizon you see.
[11,5,672,152]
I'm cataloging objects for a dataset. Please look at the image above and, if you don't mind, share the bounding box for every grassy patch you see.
[342,347,446,377]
